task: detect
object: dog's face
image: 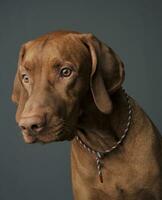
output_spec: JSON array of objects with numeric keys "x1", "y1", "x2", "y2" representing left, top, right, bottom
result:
[{"x1": 12, "y1": 31, "x2": 124, "y2": 144}]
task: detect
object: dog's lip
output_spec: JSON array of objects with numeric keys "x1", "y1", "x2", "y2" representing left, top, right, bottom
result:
[
  {"x1": 21, "y1": 123, "x2": 76, "y2": 143},
  {"x1": 22, "y1": 127, "x2": 64, "y2": 144},
  {"x1": 36, "y1": 131, "x2": 63, "y2": 143},
  {"x1": 22, "y1": 132, "x2": 37, "y2": 143}
]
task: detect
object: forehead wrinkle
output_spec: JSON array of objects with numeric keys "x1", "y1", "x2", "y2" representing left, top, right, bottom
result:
[
  {"x1": 41, "y1": 35, "x2": 50, "y2": 49},
  {"x1": 21, "y1": 57, "x2": 44, "y2": 83},
  {"x1": 55, "y1": 36, "x2": 90, "y2": 66},
  {"x1": 23, "y1": 34, "x2": 90, "y2": 73}
]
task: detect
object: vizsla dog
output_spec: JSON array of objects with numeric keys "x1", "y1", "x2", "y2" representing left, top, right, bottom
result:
[{"x1": 12, "y1": 30, "x2": 162, "y2": 199}]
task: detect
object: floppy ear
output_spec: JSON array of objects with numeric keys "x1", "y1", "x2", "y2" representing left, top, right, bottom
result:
[
  {"x1": 11, "y1": 44, "x2": 28, "y2": 121},
  {"x1": 80, "y1": 33, "x2": 125, "y2": 114}
]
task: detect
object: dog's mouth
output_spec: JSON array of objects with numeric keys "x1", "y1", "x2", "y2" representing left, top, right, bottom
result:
[
  {"x1": 22, "y1": 131, "x2": 62, "y2": 144},
  {"x1": 22, "y1": 126, "x2": 76, "y2": 144}
]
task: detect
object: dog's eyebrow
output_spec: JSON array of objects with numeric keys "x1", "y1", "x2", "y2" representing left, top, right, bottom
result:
[
  {"x1": 50, "y1": 58, "x2": 63, "y2": 68},
  {"x1": 50, "y1": 57, "x2": 78, "y2": 70},
  {"x1": 21, "y1": 61, "x2": 33, "y2": 71}
]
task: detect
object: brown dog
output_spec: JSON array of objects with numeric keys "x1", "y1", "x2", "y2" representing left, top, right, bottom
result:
[{"x1": 12, "y1": 30, "x2": 162, "y2": 199}]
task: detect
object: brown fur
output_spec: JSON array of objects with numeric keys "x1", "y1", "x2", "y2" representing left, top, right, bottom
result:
[{"x1": 11, "y1": 30, "x2": 162, "y2": 199}]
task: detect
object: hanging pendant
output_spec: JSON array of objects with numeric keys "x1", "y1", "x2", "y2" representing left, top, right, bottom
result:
[
  {"x1": 96, "y1": 152, "x2": 104, "y2": 183},
  {"x1": 99, "y1": 171, "x2": 103, "y2": 183}
]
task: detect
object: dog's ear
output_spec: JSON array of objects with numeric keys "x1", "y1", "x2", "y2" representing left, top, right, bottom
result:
[
  {"x1": 80, "y1": 33, "x2": 125, "y2": 114},
  {"x1": 11, "y1": 44, "x2": 28, "y2": 121}
]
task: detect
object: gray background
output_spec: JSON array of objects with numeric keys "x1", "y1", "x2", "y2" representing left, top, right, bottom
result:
[{"x1": 0, "y1": 0, "x2": 162, "y2": 199}]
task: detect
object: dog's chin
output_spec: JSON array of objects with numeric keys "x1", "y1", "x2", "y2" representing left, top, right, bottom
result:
[{"x1": 22, "y1": 131, "x2": 75, "y2": 144}]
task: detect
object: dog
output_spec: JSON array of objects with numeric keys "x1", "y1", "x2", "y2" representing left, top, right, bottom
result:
[{"x1": 11, "y1": 30, "x2": 162, "y2": 199}]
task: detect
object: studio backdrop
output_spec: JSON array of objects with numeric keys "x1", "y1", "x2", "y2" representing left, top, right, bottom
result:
[{"x1": 0, "y1": 0, "x2": 162, "y2": 200}]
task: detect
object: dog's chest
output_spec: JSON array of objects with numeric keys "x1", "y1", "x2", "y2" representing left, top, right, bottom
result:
[{"x1": 71, "y1": 142, "x2": 159, "y2": 200}]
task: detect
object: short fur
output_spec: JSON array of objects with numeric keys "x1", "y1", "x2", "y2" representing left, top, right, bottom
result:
[{"x1": 12, "y1": 30, "x2": 162, "y2": 199}]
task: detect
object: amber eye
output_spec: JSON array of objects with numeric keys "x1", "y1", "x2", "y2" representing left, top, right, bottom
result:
[
  {"x1": 22, "y1": 74, "x2": 29, "y2": 83},
  {"x1": 60, "y1": 67, "x2": 72, "y2": 77}
]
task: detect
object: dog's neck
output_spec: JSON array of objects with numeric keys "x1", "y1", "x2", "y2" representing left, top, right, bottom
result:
[{"x1": 77, "y1": 88, "x2": 129, "y2": 152}]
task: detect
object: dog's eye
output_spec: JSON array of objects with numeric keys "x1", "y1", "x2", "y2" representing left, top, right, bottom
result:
[
  {"x1": 22, "y1": 74, "x2": 29, "y2": 83},
  {"x1": 60, "y1": 67, "x2": 72, "y2": 77}
]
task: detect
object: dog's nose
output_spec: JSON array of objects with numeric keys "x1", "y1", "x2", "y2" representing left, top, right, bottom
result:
[{"x1": 19, "y1": 116, "x2": 45, "y2": 135}]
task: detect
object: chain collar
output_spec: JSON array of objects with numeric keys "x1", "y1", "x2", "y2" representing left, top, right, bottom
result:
[{"x1": 75, "y1": 88, "x2": 132, "y2": 183}]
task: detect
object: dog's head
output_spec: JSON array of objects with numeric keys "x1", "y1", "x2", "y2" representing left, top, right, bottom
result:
[{"x1": 11, "y1": 31, "x2": 124, "y2": 143}]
